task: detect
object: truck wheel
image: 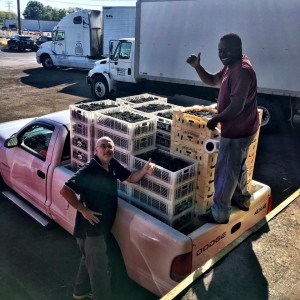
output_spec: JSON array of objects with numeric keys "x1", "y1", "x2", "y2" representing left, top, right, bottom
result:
[
  {"x1": 92, "y1": 76, "x2": 109, "y2": 100},
  {"x1": 41, "y1": 55, "x2": 54, "y2": 69},
  {"x1": 257, "y1": 98, "x2": 282, "y2": 133}
]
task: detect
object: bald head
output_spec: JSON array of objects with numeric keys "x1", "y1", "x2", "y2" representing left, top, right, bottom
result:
[{"x1": 96, "y1": 136, "x2": 114, "y2": 148}]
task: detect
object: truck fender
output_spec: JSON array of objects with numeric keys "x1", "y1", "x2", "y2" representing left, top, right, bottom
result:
[{"x1": 90, "y1": 72, "x2": 114, "y2": 101}]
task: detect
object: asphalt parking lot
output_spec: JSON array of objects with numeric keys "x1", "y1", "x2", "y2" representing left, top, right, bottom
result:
[{"x1": 0, "y1": 50, "x2": 299, "y2": 300}]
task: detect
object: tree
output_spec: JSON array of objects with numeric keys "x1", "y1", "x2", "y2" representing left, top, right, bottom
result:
[
  {"x1": 0, "y1": 11, "x2": 18, "y2": 22},
  {"x1": 22, "y1": 1, "x2": 82, "y2": 21},
  {"x1": 23, "y1": 1, "x2": 44, "y2": 19}
]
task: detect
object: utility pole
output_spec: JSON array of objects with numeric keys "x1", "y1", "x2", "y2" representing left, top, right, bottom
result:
[{"x1": 17, "y1": 0, "x2": 21, "y2": 34}]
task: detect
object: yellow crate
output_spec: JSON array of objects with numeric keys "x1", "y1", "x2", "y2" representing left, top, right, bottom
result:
[
  {"x1": 194, "y1": 194, "x2": 214, "y2": 216},
  {"x1": 172, "y1": 121, "x2": 220, "y2": 139},
  {"x1": 171, "y1": 126, "x2": 219, "y2": 146},
  {"x1": 171, "y1": 143, "x2": 218, "y2": 166}
]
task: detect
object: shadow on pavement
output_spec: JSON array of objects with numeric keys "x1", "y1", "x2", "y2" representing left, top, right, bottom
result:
[
  {"x1": 175, "y1": 222, "x2": 270, "y2": 300},
  {"x1": 21, "y1": 68, "x2": 91, "y2": 99}
]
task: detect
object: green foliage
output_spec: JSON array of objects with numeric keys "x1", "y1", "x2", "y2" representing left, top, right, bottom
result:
[
  {"x1": 22, "y1": 1, "x2": 82, "y2": 21},
  {"x1": 0, "y1": 11, "x2": 18, "y2": 21}
]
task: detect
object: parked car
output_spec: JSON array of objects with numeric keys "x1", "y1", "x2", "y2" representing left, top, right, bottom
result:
[
  {"x1": 35, "y1": 35, "x2": 52, "y2": 47},
  {"x1": 7, "y1": 34, "x2": 37, "y2": 51}
]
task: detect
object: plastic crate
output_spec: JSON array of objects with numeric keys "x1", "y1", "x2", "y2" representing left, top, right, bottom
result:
[
  {"x1": 71, "y1": 135, "x2": 94, "y2": 152},
  {"x1": 172, "y1": 106, "x2": 219, "y2": 138},
  {"x1": 152, "y1": 109, "x2": 175, "y2": 133},
  {"x1": 130, "y1": 189, "x2": 194, "y2": 229},
  {"x1": 134, "y1": 177, "x2": 196, "y2": 202},
  {"x1": 156, "y1": 130, "x2": 171, "y2": 151},
  {"x1": 70, "y1": 100, "x2": 120, "y2": 124},
  {"x1": 71, "y1": 160, "x2": 85, "y2": 172},
  {"x1": 194, "y1": 195, "x2": 214, "y2": 215},
  {"x1": 170, "y1": 141, "x2": 218, "y2": 166},
  {"x1": 117, "y1": 181, "x2": 132, "y2": 202},
  {"x1": 130, "y1": 186, "x2": 194, "y2": 229},
  {"x1": 132, "y1": 149, "x2": 197, "y2": 187},
  {"x1": 94, "y1": 107, "x2": 157, "y2": 139},
  {"x1": 116, "y1": 93, "x2": 167, "y2": 106},
  {"x1": 131, "y1": 100, "x2": 177, "y2": 114},
  {"x1": 172, "y1": 126, "x2": 219, "y2": 146},
  {"x1": 113, "y1": 147, "x2": 134, "y2": 169},
  {"x1": 95, "y1": 127, "x2": 156, "y2": 155},
  {"x1": 173, "y1": 105, "x2": 217, "y2": 125},
  {"x1": 71, "y1": 121, "x2": 94, "y2": 139},
  {"x1": 71, "y1": 147, "x2": 90, "y2": 164}
]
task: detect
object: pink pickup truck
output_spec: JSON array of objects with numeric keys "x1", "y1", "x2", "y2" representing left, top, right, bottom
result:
[{"x1": 0, "y1": 110, "x2": 272, "y2": 297}]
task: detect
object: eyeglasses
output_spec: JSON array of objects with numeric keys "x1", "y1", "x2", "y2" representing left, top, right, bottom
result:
[{"x1": 97, "y1": 144, "x2": 114, "y2": 150}]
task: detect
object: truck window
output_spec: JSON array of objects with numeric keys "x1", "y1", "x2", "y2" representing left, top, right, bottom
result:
[
  {"x1": 119, "y1": 42, "x2": 131, "y2": 59},
  {"x1": 19, "y1": 124, "x2": 54, "y2": 161},
  {"x1": 111, "y1": 41, "x2": 132, "y2": 61},
  {"x1": 73, "y1": 16, "x2": 82, "y2": 24},
  {"x1": 55, "y1": 31, "x2": 65, "y2": 41},
  {"x1": 61, "y1": 132, "x2": 71, "y2": 162}
]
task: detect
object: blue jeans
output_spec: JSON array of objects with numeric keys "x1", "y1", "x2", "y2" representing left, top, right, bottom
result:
[{"x1": 211, "y1": 133, "x2": 256, "y2": 223}]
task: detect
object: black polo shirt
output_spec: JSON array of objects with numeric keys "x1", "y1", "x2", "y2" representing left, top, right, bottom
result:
[{"x1": 65, "y1": 155, "x2": 131, "y2": 238}]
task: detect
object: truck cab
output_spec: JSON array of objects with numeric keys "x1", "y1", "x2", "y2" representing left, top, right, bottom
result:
[
  {"x1": 87, "y1": 38, "x2": 137, "y2": 100},
  {"x1": 36, "y1": 10, "x2": 103, "y2": 69}
]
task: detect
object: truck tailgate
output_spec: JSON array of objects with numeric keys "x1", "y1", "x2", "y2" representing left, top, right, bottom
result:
[{"x1": 189, "y1": 181, "x2": 271, "y2": 271}]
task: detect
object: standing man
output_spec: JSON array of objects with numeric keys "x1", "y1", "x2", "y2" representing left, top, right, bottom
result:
[
  {"x1": 187, "y1": 33, "x2": 259, "y2": 224},
  {"x1": 60, "y1": 136, "x2": 154, "y2": 300}
]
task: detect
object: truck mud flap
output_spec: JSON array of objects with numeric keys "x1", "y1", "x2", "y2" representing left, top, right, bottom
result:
[{"x1": 2, "y1": 191, "x2": 49, "y2": 226}]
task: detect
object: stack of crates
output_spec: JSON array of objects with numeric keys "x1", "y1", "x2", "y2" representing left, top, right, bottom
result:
[
  {"x1": 130, "y1": 149, "x2": 197, "y2": 230},
  {"x1": 131, "y1": 101, "x2": 181, "y2": 152},
  {"x1": 70, "y1": 100, "x2": 120, "y2": 171},
  {"x1": 94, "y1": 106, "x2": 157, "y2": 202},
  {"x1": 170, "y1": 105, "x2": 220, "y2": 216}
]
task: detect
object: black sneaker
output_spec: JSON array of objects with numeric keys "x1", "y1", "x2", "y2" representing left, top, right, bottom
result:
[
  {"x1": 232, "y1": 199, "x2": 250, "y2": 211},
  {"x1": 198, "y1": 211, "x2": 229, "y2": 224},
  {"x1": 73, "y1": 292, "x2": 93, "y2": 299}
]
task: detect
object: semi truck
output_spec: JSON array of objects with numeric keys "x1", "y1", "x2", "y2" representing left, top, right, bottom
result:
[
  {"x1": 87, "y1": 0, "x2": 300, "y2": 132},
  {"x1": 36, "y1": 7, "x2": 136, "y2": 70},
  {"x1": 0, "y1": 108, "x2": 272, "y2": 296}
]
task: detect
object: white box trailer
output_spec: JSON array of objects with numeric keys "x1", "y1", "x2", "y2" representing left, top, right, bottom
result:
[
  {"x1": 135, "y1": 0, "x2": 300, "y2": 132},
  {"x1": 88, "y1": 0, "x2": 300, "y2": 132},
  {"x1": 3, "y1": 19, "x2": 59, "y2": 32},
  {"x1": 36, "y1": 7, "x2": 135, "y2": 70},
  {"x1": 103, "y1": 6, "x2": 136, "y2": 56}
]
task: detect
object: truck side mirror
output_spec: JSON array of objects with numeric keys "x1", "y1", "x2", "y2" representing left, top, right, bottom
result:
[{"x1": 4, "y1": 136, "x2": 18, "y2": 148}]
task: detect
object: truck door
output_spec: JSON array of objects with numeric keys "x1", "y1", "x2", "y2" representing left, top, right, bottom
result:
[
  {"x1": 52, "y1": 30, "x2": 67, "y2": 57},
  {"x1": 7, "y1": 123, "x2": 55, "y2": 213},
  {"x1": 109, "y1": 40, "x2": 135, "y2": 82}
]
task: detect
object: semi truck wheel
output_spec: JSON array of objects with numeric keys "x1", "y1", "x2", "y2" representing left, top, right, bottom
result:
[
  {"x1": 257, "y1": 98, "x2": 282, "y2": 133},
  {"x1": 92, "y1": 76, "x2": 109, "y2": 100},
  {"x1": 41, "y1": 55, "x2": 54, "y2": 69}
]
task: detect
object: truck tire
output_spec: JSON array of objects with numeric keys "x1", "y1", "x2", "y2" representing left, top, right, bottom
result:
[
  {"x1": 41, "y1": 55, "x2": 54, "y2": 69},
  {"x1": 257, "y1": 98, "x2": 282, "y2": 133},
  {"x1": 92, "y1": 76, "x2": 109, "y2": 100}
]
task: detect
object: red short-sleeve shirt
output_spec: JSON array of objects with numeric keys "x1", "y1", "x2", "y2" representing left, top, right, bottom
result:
[{"x1": 216, "y1": 55, "x2": 259, "y2": 138}]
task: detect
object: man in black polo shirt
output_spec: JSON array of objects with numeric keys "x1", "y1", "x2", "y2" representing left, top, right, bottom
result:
[{"x1": 60, "y1": 136, "x2": 154, "y2": 300}]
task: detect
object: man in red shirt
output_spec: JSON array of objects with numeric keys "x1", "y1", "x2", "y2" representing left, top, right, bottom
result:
[{"x1": 187, "y1": 33, "x2": 259, "y2": 224}]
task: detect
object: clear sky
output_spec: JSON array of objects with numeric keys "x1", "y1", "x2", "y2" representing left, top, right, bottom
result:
[{"x1": 0, "y1": 0, "x2": 136, "y2": 15}]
